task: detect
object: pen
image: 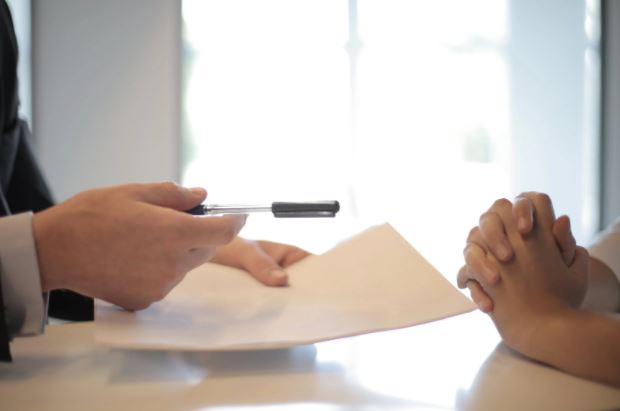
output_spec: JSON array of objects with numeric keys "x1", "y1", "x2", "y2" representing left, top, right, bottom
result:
[{"x1": 185, "y1": 201, "x2": 340, "y2": 218}]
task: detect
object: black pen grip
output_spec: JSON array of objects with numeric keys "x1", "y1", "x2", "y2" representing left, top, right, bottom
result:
[
  {"x1": 272, "y1": 201, "x2": 340, "y2": 218},
  {"x1": 185, "y1": 204, "x2": 206, "y2": 215}
]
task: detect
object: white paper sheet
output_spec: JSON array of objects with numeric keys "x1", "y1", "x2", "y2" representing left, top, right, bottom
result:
[{"x1": 95, "y1": 223, "x2": 475, "y2": 350}]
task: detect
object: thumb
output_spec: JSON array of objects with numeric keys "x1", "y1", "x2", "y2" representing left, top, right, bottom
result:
[
  {"x1": 552, "y1": 215, "x2": 576, "y2": 265},
  {"x1": 568, "y1": 245, "x2": 590, "y2": 307},
  {"x1": 133, "y1": 182, "x2": 207, "y2": 211},
  {"x1": 241, "y1": 246, "x2": 290, "y2": 287}
]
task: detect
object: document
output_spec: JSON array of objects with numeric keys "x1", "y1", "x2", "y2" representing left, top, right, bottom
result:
[{"x1": 95, "y1": 223, "x2": 475, "y2": 350}]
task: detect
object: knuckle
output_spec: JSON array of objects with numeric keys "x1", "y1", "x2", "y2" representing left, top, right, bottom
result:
[
  {"x1": 463, "y1": 246, "x2": 483, "y2": 268},
  {"x1": 119, "y1": 183, "x2": 139, "y2": 194},
  {"x1": 204, "y1": 247, "x2": 217, "y2": 261},
  {"x1": 463, "y1": 251, "x2": 476, "y2": 267},
  {"x1": 467, "y1": 226, "x2": 480, "y2": 241},
  {"x1": 149, "y1": 286, "x2": 170, "y2": 303},
  {"x1": 479, "y1": 211, "x2": 502, "y2": 234},
  {"x1": 127, "y1": 298, "x2": 152, "y2": 311},
  {"x1": 514, "y1": 197, "x2": 532, "y2": 212},
  {"x1": 515, "y1": 191, "x2": 527, "y2": 199},
  {"x1": 457, "y1": 266, "x2": 471, "y2": 287},
  {"x1": 159, "y1": 181, "x2": 182, "y2": 195},
  {"x1": 221, "y1": 225, "x2": 239, "y2": 243},
  {"x1": 478, "y1": 211, "x2": 494, "y2": 225},
  {"x1": 138, "y1": 301, "x2": 153, "y2": 310},
  {"x1": 576, "y1": 246, "x2": 589, "y2": 258},
  {"x1": 534, "y1": 192, "x2": 552, "y2": 208},
  {"x1": 492, "y1": 198, "x2": 512, "y2": 210},
  {"x1": 158, "y1": 255, "x2": 184, "y2": 282},
  {"x1": 463, "y1": 244, "x2": 474, "y2": 259}
]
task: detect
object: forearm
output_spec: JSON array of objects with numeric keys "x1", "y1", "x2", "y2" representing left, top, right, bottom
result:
[
  {"x1": 581, "y1": 258, "x2": 620, "y2": 312},
  {"x1": 523, "y1": 309, "x2": 620, "y2": 388}
]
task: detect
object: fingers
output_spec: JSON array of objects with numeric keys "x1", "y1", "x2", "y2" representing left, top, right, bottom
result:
[
  {"x1": 238, "y1": 241, "x2": 310, "y2": 286},
  {"x1": 256, "y1": 240, "x2": 311, "y2": 268},
  {"x1": 571, "y1": 245, "x2": 589, "y2": 273},
  {"x1": 457, "y1": 264, "x2": 471, "y2": 289},
  {"x1": 280, "y1": 248, "x2": 310, "y2": 267},
  {"x1": 179, "y1": 247, "x2": 217, "y2": 274},
  {"x1": 478, "y1": 203, "x2": 514, "y2": 262},
  {"x1": 128, "y1": 182, "x2": 244, "y2": 247},
  {"x1": 458, "y1": 266, "x2": 494, "y2": 312},
  {"x1": 513, "y1": 194, "x2": 535, "y2": 234},
  {"x1": 239, "y1": 245, "x2": 290, "y2": 286},
  {"x1": 463, "y1": 241, "x2": 499, "y2": 284},
  {"x1": 516, "y1": 192, "x2": 556, "y2": 230},
  {"x1": 186, "y1": 214, "x2": 247, "y2": 246},
  {"x1": 467, "y1": 280, "x2": 494, "y2": 313},
  {"x1": 133, "y1": 182, "x2": 207, "y2": 210},
  {"x1": 568, "y1": 246, "x2": 590, "y2": 307},
  {"x1": 552, "y1": 215, "x2": 577, "y2": 265}
]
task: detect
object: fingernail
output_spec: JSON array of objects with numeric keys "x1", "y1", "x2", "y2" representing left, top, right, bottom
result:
[
  {"x1": 270, "y1": 269, "x2": 288, "y2": 281},
  {"x1": 480, "y1": 302, "x2": 492, "y2": 313},
  {"x1": 189, "y1": 187, "x2": 206, "y2": 196},
  {"x1": 518, "y1": 217, "x2": 529, "y2": 231},
  {"x1": 496, "y1": 244, "x2": 511, "y2": 261}
]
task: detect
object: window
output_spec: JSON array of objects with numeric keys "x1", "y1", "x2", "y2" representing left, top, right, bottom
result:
[
  {"x1": 6, "y1": 0, "x2": 31, "y2": 123},
  {"x1": 182, "y1": 0, "x2": 600, "y2": 279}
]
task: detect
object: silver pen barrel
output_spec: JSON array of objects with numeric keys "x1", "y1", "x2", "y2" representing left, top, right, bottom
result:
[{"x1": 204, "y1": 204, "x2": 272, "y2": 214}]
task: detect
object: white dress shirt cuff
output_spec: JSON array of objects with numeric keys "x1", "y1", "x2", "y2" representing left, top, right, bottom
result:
[
  {"x1": 0, "y1": 212, "x2": 47, "y2": 337},
  {"x1": 588, "y1": 218, "x2": 620, "y2": 284}
]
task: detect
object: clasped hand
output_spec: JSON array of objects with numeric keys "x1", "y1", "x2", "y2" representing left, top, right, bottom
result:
[{"x1": 457, "y1": 193, "x2": 589, "y2": 352}]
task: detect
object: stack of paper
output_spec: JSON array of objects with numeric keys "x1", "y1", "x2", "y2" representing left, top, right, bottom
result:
[{"x1": 95, "y1": 223, "x2": 475, "y2": 350}]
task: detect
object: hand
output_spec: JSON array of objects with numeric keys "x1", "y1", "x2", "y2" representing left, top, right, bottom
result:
[
  {"x1": 473, "y1": 196, "x2": 590, "y2": 354},
  {"x1": 211, "y1": 237, "x2": 310, "y2": 286},
  {"x1": 32, "y1": 182, "x2": 246, "y2": 310},
  {"x1": 458, "y1": 193, "x2": 578, "y2": 312}
]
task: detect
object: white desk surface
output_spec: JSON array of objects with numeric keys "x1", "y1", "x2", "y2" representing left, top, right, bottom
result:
[{"x1": 1, "y1": 311, "x2": 620, "y2": 411}]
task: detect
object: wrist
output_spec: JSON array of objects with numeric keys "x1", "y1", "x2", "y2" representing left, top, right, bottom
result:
[
  {"x1": 505, "y1": 305, "x2": 578, "y2": 359},
  {"x1": 493, "y1": 301, "x2": 573, "y2": 355},
  {"x1": 32, "y1": 209, "x2": 63, "y2": 291}
]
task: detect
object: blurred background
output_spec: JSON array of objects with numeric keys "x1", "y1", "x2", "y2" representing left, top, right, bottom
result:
[{"x1": 6, "y1": 0, "x2": 620, "y2": 280}]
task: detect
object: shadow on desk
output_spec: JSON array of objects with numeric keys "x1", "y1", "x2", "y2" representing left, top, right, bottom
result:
[
  {"x1": 106, "y1": 345, "x2": 324, "y2": 384},
  {"x1": 457, "y1": 343, "x2": 620, "y2": 411},
  {"x1": 2, "y1": 319, "x2": 620, "y2": 411}
]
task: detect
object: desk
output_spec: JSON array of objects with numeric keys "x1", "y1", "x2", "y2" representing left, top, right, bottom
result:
[{"x1": 1, "y1": 311, "x2": 619, "y2": 411}]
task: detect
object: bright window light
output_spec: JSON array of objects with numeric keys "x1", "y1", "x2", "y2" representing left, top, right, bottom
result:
[{"x1": 182, "y1": 0, "x2": 599, "y2": 280}]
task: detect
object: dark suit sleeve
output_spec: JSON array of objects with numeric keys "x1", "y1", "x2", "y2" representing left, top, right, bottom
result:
[
  {"x1": 0, "y1": 0, "x2": 18, "y2": 362},
  {"x1": 0, "y1": 1, "x2": 93, "y2": 362},
  {"x1": 0, "y1": 264, "x2": 12, "y2": 361},
  {"x1": 5, "y1": 122, "x2": 94, "y2": 323},
  {"x1": 0, "y1": 122, "x2": 94, "y2": 363}
]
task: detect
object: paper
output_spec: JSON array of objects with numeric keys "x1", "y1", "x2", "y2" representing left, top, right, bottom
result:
[{"x1": 95, "y1": 223, "x2": 475, "y2": 350}]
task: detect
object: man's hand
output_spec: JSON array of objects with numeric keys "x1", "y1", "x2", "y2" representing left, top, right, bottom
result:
[
  {"x1": 211, "y1": 237, "x2": 310, "y2": 286},
  {"x1": 32, "y1": 182, "x2": 246, "y2": 311}
]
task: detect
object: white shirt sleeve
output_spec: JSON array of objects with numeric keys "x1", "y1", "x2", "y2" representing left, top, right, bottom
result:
[
  {"x1": 588, "y1": 218, "x2": 620, "y2": 283},
  {"x1": 0, "y1": 212, "x2": 47, "y2": 337}
]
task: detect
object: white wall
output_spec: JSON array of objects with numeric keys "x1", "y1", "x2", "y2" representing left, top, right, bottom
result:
[
  {"x1": 508, "y1": 0, "x2": 599, "y2": 242},
  {"x1": 32, "y1": 0, "x2": 181, "y2": 201},
  {"x1": 5, "y1": 0, "x2": 31, "y2": 123}
]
